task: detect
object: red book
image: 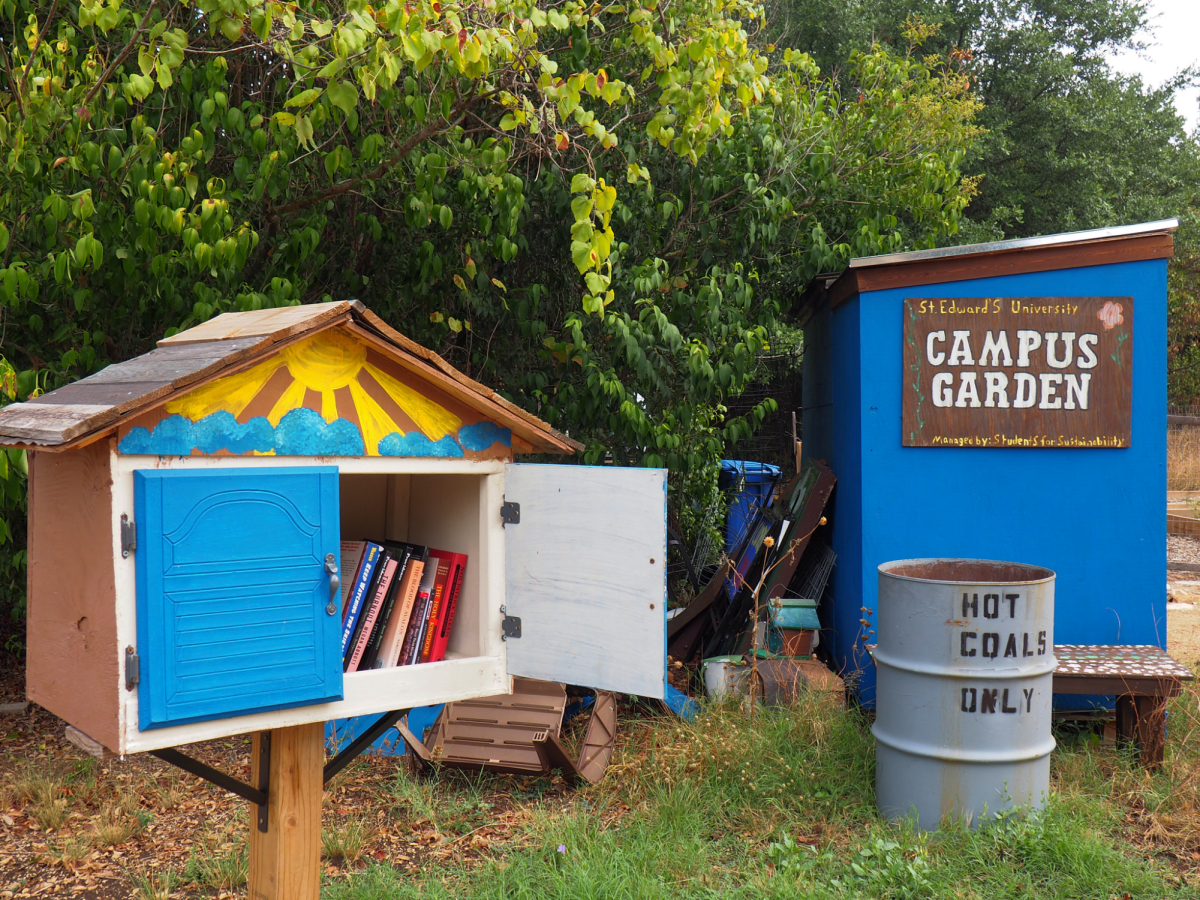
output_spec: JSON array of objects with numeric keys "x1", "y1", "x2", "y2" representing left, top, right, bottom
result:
[
  {"x1": 418, "y1": 555, "x2": 453, "y2": 663},
  {"x1": 346, "y1": 557, "x2": 398, "y2": 673},
  {"x1": 425, "y1": 550, "x2": 467, "y2": 663}
]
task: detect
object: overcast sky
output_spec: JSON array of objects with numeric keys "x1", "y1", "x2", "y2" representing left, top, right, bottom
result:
[{"x1": 1108, "y1": 0, "x2": 1200, "y2": 133}]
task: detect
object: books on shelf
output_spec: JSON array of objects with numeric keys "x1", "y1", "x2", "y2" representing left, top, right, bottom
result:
[{"x1": 339, "y1": 539, "x2": 467, "y2": 671}]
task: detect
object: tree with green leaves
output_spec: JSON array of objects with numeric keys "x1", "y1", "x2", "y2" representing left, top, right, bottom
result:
[{"x1": 0, "y1": 1, "x2": 982, "y2": 622}]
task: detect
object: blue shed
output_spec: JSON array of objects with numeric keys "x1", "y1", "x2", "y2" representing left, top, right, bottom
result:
[{"x1": 800, "y1": 220, "x2": 1177, "y2": 703}]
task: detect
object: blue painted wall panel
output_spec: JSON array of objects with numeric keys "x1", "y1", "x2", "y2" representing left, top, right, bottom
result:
[
  {"x1": 135, "y1": 467, "x2": 344, "y2": 729},
  {"x1": 816, "y1": 259, "x2": 1167, "y2": 702}
]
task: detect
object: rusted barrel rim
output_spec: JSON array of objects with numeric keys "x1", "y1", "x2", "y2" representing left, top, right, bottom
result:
[{"x1": 878, "y1": 558, "x2": 1054, "y2": 585}]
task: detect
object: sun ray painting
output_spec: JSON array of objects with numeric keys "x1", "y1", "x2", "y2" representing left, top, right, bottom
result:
[{"x1": 118, "y1": 329, "x2": 512, "y2": 458}]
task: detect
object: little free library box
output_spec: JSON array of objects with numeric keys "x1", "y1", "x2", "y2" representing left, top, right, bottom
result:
[
  {"x1": 801, "y1": 220, "x2": 1175, "y2": 704},
  {"x1": 0, "y1": 301, "x2": 668, "y2": 757}
]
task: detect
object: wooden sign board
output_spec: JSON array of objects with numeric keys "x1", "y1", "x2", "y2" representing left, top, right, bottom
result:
[{"x1": 902, "y1": 297, "x2": 1132, "y2": 448}]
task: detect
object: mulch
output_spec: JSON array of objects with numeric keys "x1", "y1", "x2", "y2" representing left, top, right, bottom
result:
[{"x1": 0, "y1": 653, "x2": 575, "y2": 899}]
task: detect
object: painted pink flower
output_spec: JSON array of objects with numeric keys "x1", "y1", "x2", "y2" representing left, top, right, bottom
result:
[{"x1": 1097, "y1": 301, "x2": 1124, "y2": 330}]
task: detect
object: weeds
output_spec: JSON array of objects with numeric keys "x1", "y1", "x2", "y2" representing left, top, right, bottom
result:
[
  {"x1": 28, "y1": 788, "x2": 68, "y2": 831},
  {"x1": 183, "y1": 820, "x2": 248, "y2": 890},
  {"x1": 130, "y1": 869, "x2": 179, "y2": 900},
  {"x1": 42, "y1": 834, "x2": 92, "y2": 869},
  {"x1": 151, "y1": 772, "x2": 188, "y2": 810},
  {"x1": 91, "y1": 805, "x2": 139, "y2": 846},
  {"x1": 324, "y1": 816, "x2": 371, "y2": 864}
]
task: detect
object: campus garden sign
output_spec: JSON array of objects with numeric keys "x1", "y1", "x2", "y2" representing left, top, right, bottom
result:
[{"x1": 902, "y1": 296, "x2": 1132, "y2": 448}]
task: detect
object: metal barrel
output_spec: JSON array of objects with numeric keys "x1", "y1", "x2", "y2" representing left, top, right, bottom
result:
[{"x1": 873, "y1": 559, "x2": 1056, "y2": 830}]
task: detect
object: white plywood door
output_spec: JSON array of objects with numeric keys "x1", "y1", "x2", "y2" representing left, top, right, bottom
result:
[{"x1": 503, "y1": 463, "x2": 666, "y2": 698}]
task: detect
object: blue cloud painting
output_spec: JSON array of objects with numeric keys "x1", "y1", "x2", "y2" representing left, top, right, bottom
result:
[
  {"x1": 458, "y1": 421, "x2": 512, "y2": 452},
  {"x1": 378, "y1": 432, "x2": 464, "y2": 457},
  {"x1": 120, "y1": 409, "x2": 520, "y2": 459},
  {"x1": 119, "y1": 408, "x2": 366, "y2": 456},
  {"x1": 274, "y1": 409, "x2": 365, "y2": 456}
]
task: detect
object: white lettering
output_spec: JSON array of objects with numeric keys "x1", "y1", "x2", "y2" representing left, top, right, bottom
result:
[
  {"x1": 984, "y1": 372, "x2": 1010, "y2": 408},
  {"x1": 1038, "y1": 373, "x2": 1063, "y2": 409},
  {"x1": 926, "y1": 330, "x2": 946, "y2": 366},
  {"x1": 932, "y1": 372, "x2": 954, "y2": 408},
  {"x1": 1013, "y1": 373, "x2": 1037, "y2": 408},
  {"x1": 1064, "y1": 373, "x2": 1091, "y2": 410},
  {"x1": 1045, "y1": 332, "x2": 1075, "y2": 369},
  {"x1": 948, "y1": 331, "x2": 975, "y2": 366},
  {"x1": 1016, "y1": 330, "x2": 1042, "y2": 367},
  {"x1": 1077, "y1": 334, "x2": 1099, "y2": 369},
  {"x1": 955, "y1": 372, "x2": 982, "y2": 408},
  {"x1": 980, "y1": 331, "x2": 1013, "y2": 367}
]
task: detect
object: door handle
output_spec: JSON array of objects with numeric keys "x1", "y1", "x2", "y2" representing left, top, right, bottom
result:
[{"x1": 325, "y1": 554, "x2": 339, "y2": 615}]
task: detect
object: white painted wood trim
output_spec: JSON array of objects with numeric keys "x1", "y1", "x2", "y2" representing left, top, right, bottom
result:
[
  {"x1": 111, "y1": 451, "x2": 512, "y2": 755},
  {"x1": 120, "y1": 655, "x2": 509, "y2": 754},
  {"x1": 112, "y1": 455, "x2": 506, "y2": 477}
]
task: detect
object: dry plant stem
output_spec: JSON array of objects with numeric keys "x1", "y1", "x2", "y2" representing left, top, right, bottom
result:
[{"x1": 739, "y1": 518, "x2": 825, "y2": 717}]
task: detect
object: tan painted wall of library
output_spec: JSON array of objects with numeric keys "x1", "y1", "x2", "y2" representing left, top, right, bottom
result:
[{"x1": 26, "y1": 438, "x2": 121, "y2": 750}]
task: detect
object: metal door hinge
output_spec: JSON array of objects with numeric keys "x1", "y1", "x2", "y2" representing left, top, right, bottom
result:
[
  {"x1": 120, "y1": 515, "x2": 136, "y2": 558},
  {"x1": 500, "y1": 501, "x2": 520, "y2": 525},
  {"x1": 500, "y1": 605, "x2": 521, "y2": 640},
  {"x1": 124, "y1": 647, "x2": 139, "y2": 690}
]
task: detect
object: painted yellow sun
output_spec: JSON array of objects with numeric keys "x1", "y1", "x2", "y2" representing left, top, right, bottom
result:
[{"x1": 164, "y1": 329, "x2": 461, "y2": 454}]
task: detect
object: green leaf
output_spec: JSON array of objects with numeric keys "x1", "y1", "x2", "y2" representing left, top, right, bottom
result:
[
  {"x1": 439, "y1": 206, "x2": 453, "y2": 229},
  {"x1": 570, "y1": 174, "x2": 596, "y2": 194},
  {"x1": 326, "y1": 81, "x2": 359, "y2": 115},
  {"x1": 0, "y1": 223, "x2": 8, "y2": 254},
  {"x1": 285, "y1": 88, "x2": 322, "y2": 109},
  {"x1": 295, "y1": 115, "x2": 314, "y2": 148}
]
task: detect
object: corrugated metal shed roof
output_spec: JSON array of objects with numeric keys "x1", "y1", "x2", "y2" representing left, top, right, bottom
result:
[{"x1": 806, "y1": 219, "x2": 1179, "y2": 311}]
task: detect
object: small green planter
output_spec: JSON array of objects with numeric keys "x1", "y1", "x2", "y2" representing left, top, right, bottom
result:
[{"x1": 769, "y1": 597, "x2": 820, "y2": 630}]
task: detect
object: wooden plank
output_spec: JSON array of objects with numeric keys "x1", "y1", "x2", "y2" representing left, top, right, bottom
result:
[
  {"x1": 0, "y1": 403, "x2": 118, "y2": 444},
  {"x1": 503, "y1": 463, "x2": 667, "y2": 698},
  {"x1": 1053, "y1": 674, "x2": 1187, "y2": 697},
  {"x1": 248, "y1": 723, "x2": 323, "y2": 900},
  {"x1": 829, "y1": 233, "x2": 1174, "y2": 307},
  {"x1": 26, "y1": 441, "x2": 120, "y2": 751},
  {"x1": 160, "y1": 302, "x2": 350, "y2": 346},
  {"x1": 901, "y1": 297, "x2": 1132, "y2": 448},
  {"x1": 30, "y1": 381, "x2": 174, "y2": 409},
  {"x1": 1168, "y1": 514, "x2": 1200, "y2": 537}
]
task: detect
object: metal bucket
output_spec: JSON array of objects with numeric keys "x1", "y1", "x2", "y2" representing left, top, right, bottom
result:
[{"x1": 873, "y1": 559, "x2": 1056, "y2": 830}]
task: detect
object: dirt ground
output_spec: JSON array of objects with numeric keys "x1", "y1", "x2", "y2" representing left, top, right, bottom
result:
[{"x1": 1166, "y1": 534, "x2": 1200, "y2": 663}]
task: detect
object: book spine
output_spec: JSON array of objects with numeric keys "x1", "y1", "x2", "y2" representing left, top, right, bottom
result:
[
  {"x1": 398, "y1": 590, "x2": 426, "y2": 666},
  {"x1": 339, "y1": 543, "x2": 381, "y2": 656},
  {"x1": 360, "y1": 547, "x2": 410, "y2": 669},
  {"x1": 401, "y1": 568, "x2": 437, "y2": 666},
  {"x1": 419, "y1": 558, "x2": 452, "y2": 663},
  {"x1": 339, "y1": 541, "x2": 367, "y2": 618},
  {"x1": 428, "y1": 555, "x2": 467, "y2": 663},
  {"x1": 378, "y1": 553, "x2": 426, "y2": 668},
  {"x1": 344, "y1": 548, "x2": 389, "y2": 667},
  {"x1": 347, "y1": 557, "x2": 398, "y2": 673}
]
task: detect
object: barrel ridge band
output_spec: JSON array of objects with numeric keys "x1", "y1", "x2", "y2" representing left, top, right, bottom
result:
[
  {"x1": 872, "y1": 727, "x2": 1057, "y2": 763},
  {"x1": 872, "y1": 649, "x2": 1058, "y2": 680}
]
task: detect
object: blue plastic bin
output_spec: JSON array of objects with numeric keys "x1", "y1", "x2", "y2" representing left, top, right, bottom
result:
[{"x1": 718, "y1": 460, "x2": 781, "y2": 558}]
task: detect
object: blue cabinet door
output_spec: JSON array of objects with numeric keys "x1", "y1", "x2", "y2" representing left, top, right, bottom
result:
[{"x1": 135, "y1": 467, "x2": 342, "y2": 730}]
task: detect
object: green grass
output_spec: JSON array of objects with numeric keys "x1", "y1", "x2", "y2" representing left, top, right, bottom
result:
[{"x1": 323, "y1": 685, "x2": 1200, "y2": 899}]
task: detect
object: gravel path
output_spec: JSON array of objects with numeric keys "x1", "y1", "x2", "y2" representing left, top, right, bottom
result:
[{"x1": 1169, "y1": 534, "x2": 1200, "y2": 566}]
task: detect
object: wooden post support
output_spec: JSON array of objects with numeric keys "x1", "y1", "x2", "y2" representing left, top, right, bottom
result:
[{"x1": 248, "y1": 722, "x2": 324, "y2": 900}]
